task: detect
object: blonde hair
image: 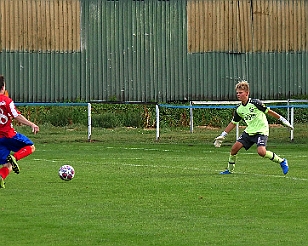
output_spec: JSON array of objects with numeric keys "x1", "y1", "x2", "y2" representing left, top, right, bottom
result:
[{"x1": 235, "y1": 80, "x2": 249, "y2": 92}]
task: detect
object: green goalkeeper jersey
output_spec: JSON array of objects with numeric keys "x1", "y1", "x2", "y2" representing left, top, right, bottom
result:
[{"x1": 231, "y1": 98, "x2": 270, "y2": 136}]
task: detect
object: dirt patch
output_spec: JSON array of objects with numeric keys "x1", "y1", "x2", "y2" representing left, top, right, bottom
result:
[
  {"x1": 197, "y1": 126, "x2": 220, "y2": 130},
  {"x1": 269, "y1": 124, "x2": 283, "y2": 128}
]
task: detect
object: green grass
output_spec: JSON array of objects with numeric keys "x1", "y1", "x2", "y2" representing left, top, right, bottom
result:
[{"x1": 1, "y1": 125, "x2": 308, "y2": 245}]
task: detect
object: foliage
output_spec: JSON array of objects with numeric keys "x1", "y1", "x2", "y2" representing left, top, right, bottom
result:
[
  {"x1": 16, "y1": 103, "x2": 308, "y2": 129},
  {"x1": 92, "y1": 112, "x2": 122, "y2": 128},
  {"x1": 19, "y1": 106, "x2": 88, "y2": 127}
]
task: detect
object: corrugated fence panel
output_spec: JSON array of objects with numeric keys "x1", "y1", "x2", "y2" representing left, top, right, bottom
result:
[
  {"x1": 188, "y1": 0, "x2": 253, "y2": 53},
  {"x1": 0, "y1": 0, "x2": 308, "y2": 102},
  {"x1": 187, "y1": 53, "x2": 248, "y2": 100},
  {"x1": 83, "y1": 0, "x2": 188, "y2": 102},
  {"x1": 0, "y1": 0, "x2": 81, "y2": 52},
  {"x1": 188, "y1": 0, "x2": 308, "y2": 53},
  {"x1": 246, "y1": 52, "x2": 308, "y2": 99},
  {"x1": 187, "y1": 52, "x2": 308, "y2": 101},
  {"x1": 0, "y1": 0, "x2": 80, "y2": 52},
  {"x1": 0, "y1": 0, "x2": 84, "y2": 102},
  {"x1": 0, "y1": 52, "x2": 84, "y2": 102}
]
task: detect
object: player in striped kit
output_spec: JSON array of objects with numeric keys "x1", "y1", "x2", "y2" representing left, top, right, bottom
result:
[{"x1": 0, "y1": 75, "x2": 39, "y2": 188}]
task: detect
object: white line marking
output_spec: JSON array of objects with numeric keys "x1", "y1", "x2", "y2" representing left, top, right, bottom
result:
[
  {"x1": 231, "y1": 171, "x2": 308, "y2": 181},
  {"x1": 106, "y1": 146, "x2": 170, "y2": 151},
  {"x1": 122, "y1": 163, "x2": 202, "y2": 171},
  {"x1": 120, "y1": 163, "x2": 307, "y2": 181},
  {"x1": 33, "y1": 158, "x2": 62, "y2": 162}
]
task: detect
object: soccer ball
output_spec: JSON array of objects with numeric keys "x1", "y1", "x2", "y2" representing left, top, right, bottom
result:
[{"x1": 58, "y1": 165, "x2": 75, "y2": 181}]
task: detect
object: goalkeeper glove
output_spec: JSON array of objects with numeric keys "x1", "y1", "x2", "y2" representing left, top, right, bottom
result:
[
  {"x1": 279, "y1": 116, "x2": 294, "y2": 130},
  {"x1": 214, "y1": 131, "x2": 228, "y2": 148}
]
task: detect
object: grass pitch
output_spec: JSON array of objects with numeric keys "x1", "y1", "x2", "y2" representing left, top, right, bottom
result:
[{"x1": 1, "y1": 125, "x2": 308, "y2": 245}]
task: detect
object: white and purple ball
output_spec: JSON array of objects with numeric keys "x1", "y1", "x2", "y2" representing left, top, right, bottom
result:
[{"x1": 58, "y1": 165, "x2": 75, "y2": 181}]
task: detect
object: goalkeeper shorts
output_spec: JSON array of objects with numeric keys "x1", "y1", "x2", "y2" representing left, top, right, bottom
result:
[{"x1": 237, "y1": 132, "x2": 268, "y2": 150}]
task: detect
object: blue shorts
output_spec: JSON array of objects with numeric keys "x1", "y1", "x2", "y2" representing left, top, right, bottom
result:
[
  {"x1": 0, "y1": 133, "x2": 34, "y2": 164},
  {"x1": 237, "y1": 132, "x2": 268, "y2": 150}
]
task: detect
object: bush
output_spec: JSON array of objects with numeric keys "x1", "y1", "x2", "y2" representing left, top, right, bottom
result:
[
  {"x1": 15, "y1": 103, "x2": 308, "y2": 129},
  {"x1": 122, "y1": 111, "x2": 143, "y2": 128},
  {"x1": 92, "y1": 113, "x2": 122, "y2": 128},
  {"x1": 19, "y1": 106, "x2": 87, "y2": 127}
]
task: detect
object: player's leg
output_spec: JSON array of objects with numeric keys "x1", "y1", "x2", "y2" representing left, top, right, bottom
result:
[
  {"x1": 13, "y1": 145, "x2": 35, "y2": 161},
  {"x1": 262, "y1": 149, "x2": 283, "y2": 162},
  {"x1": 262, "y1": 148, "x2": 289, "y2": 175},
  {"x1": 220, "y1": 141, "x2": 243, "y2": 174},
  {"x1": 255, "y1": 134, "x2": 288, "y2": 175},
  {"x1": 0, "y1": 144, "x2": 12, "y2": 188},
  {"x1": 220, "y1": 132, "x2": 255, "y2": 174},
  {"x1": 6, "y1": 154, "x2": 20, "y2": 174},
  {"x1": 257, "y1": 146, "x2": 266, "y2": 157},
  {"x1": 0, "y1": 163, "x2": 12, "y2": 188},
  {"x1": 256, "y1": 135, "x2": 288, "y2": 175},
  {"x1": 0, "y1": 176, "x2": 4, "y2": 188},
  {"x1": 7, "y1": 133, "x2": 35, "y2": 174}
]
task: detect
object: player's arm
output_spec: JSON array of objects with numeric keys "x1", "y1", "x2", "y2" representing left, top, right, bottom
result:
[
  {"x1": 214, "y1": 107, "x2": 240, "y2": 149},
  {"x1": 14, "y1": 114, "x2": 40, "y2": 134},
  {"x1": 223, "y1": 121, "x2": 237, "y2": 134},
  {"x1": 213, "y1": 122, "x2": 237, "y2": 147},
  {"x1": 8, "y1": 101, "x2": 39, "y2": 134},
  {"x1": 267, "y1": 109, "x2": 294, "y2": 130},
  {"x1": 252, "y1": 99, "x2": 294, "y2": 130}
]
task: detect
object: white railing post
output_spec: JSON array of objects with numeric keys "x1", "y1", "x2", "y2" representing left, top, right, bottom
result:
[
  {"x1": 156, "y1": 104, "x2": 160, "y2": 140},
  {"x1": 290, "y1": 106, "x2": 294, "y2": 141},
  {"x1": 190, "y1": 101, "x2": 193, "y2": 133},
  {"x1": 87, "y1": 103, "x2": 92, "y2": 142},
  {"x1": 287, "y1": 99, "x2": 290, "y2": 122}
]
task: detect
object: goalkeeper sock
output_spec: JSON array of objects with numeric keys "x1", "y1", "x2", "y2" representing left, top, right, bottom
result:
[
  {"x1": 228, "y1": 154, "x2": 237, "y2": 172},
  {"x1": 264, "y1": 150, "x2": 284, "y2": 163},
  {"x1": 14, "y1": 146, "x2": 33, "y2": 161},
  {"x1": 0, "y1": 167, "x2": 10, "y2": 179}
]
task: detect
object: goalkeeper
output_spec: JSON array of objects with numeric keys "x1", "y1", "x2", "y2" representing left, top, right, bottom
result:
[{"x1": 214, "y1": 80, "x2": 293, "y2": 175}]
